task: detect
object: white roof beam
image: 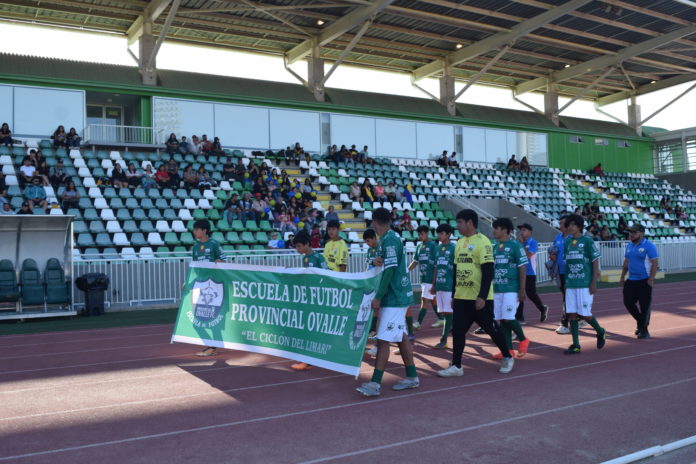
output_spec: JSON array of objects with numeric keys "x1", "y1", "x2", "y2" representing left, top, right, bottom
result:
[
  {"x1": 597, "y1": 73, "x2": 696, "y2": 106},
  {"x1": 411, "y1": 0, "x2": 592, "y2": 82}
]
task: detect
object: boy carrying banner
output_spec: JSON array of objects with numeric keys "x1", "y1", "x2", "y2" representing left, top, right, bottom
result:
[
  {"x1": 357, "y1": 208, "x2": 419, "y2": 397},
  {"x1": 430, "y1": 224, "x2": 455, "y2": 349}
]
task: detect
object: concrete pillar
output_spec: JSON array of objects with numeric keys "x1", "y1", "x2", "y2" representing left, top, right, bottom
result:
[
  {"x1": 139, "y1": 20, "x2": 158, "y2": 86},
  {"x1": 628, "y1": 96, "x2": 642, "y2": 136},
  {"x1": 544, "y1": 85, "x2": 559, "y2": 127},
  {"x1": 439, "y1": 67, "x2": 456, "y2": 116},
  {"x1": 308, "y1": 42, "x2": 325, "y2": 102}
]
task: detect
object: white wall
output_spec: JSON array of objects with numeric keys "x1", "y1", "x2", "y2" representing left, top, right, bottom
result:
[
  {"x1": 269, "y1": 109, "x2": 320, "y2": 152},
  {"x1": 12, "y1": 86, "x2": 84, "y2": 137},
  {"x1": 375, "y1": 118, "x2": 417, "y2": 157},
  {"x1": 417, "y1": 122, "x2": 454, "y2": 159},
  {"x1": 0, "y1": 85, "x2": 12, "y2": 129},
  {"x1": 215, "y1": 104, "x2": 269, "y2": 149},
  {"x1": 330, "y1": 114, "x2": 375, "y2": 153}
]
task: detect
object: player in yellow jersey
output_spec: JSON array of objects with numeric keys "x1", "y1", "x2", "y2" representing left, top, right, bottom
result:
[{"x1": 323, "y1": 220, "x2": 348, "y2": 272}]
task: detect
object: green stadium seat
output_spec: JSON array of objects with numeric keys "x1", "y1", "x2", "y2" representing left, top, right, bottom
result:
[
  {"x1": 193, "y1": 209, "x2": 206, "y2": 220},
  {"x1": 77, "y1": 233, "x2": 95, "y2": 247},
  {"x1": 207, "y1": 209, "x2": 221, "y2": 221},
  {"x1": 123, "y1": 220, "x2": 139, "y2": 233},
  {"x1": 139, "y1": 220, "x2": 155, "y2": 233},
  {"x1": 231, "y1": 220, "x2": 244, "y2": 231},
  {"x1": 133, "y1": 209, "x2": 147, "y2": 221},
  {"x1": 130, "y1": 233, "x2": 147, "y2": 247},
  {"x1": 163, "y1": 209, "x2": 177, "y2": 221},
  {"x1": 226, "y1": 232, "x2": 242, "y2": 244},
  {"x1": 148, "y1": 209, "x2": 163, "y2": 221},
  {"x1": 20, "y1": 259, "x2": 44, "y2": 306},
  {"x1": 241, "y1": 231, "x2": 255, "y2": 244},
  {"x1": 212, "y1": 232, "x2": 226, "y2": 244},
  {"x1": 0, "y1": 259, "x2": 20, "y2": 303},
  {"x1": 164, "y1": 232, "x2": 180, "y2": 246},
  {"x1": 180, "y1": 232, "x2": 195, "y2": 246},
  {"x1": 96, "y1": 233, "x2": 113, "y2": 247}
]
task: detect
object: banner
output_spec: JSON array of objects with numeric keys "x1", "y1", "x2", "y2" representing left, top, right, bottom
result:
[{"x1": 171, "y1": 262, "x2": 381, "y2": 376}]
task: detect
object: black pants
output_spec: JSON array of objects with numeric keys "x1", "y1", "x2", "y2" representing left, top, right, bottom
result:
[
  {"x1": 623, "y1": 279, "x2": 652, "y2": 329},
  {"x1": 516, "y1": 274, "x2": 545, "y2": 321},
  {"x1": 452, "y1": 299, "x2": 510, "y2": 368},
  {"x1": 559, "y1": 274, "x2": 569, "y2": 327}
]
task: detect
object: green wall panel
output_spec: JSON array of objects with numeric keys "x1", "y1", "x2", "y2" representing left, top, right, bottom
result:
[{"x1": 547, "y1": 133, "x2": 653, "y2": 174}]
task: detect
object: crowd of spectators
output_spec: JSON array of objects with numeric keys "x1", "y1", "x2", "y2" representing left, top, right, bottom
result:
[
  {"x1": 51, "y1": 125, "x2": 81, "y2": 149},
  {"x1": 506, "y1": 154, "x2": 531, "y2": 173},
  {"x1": 437, "y1": 150, "x2": 459, "y2": 168},
  {"x1": 165, "y1": 133, "x2": 222, "y2": 157},
  {"x1": 326, "y1": 144, "x2": 373, "y2": 165}
]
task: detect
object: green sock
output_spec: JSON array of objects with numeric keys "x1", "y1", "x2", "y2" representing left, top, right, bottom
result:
[
  {"x1": 371, "y1": 369, "x2": 384, "y2": 384},
  {"x1": 508, "y1": 319, "x2": 526, "y2": 342},
  {"x1": 432, "y1": 303, "x2": 443, "y2": 320},
  {"x1": 570, "y1": 320, "x2": 580, "y2": 347},
  {"x1": 406, "y1": 316, "x2": 414, "y2": 336},
  {"x1": 417, "y1": 307, "x2": 428, "y2": 324},
  {"x1": 369, "y1": 315, "x2": 378, "y2": 333},
  {"x1": 405, "y1": 364, "x2": 417, "y2": 378},
  {"x1": 500, "y1": 320, "x2": 513, "y2": 350},
  {"x1": 441, "y1": 313, "x2": 453, "y2": 343},
  {"x1": 587, "y1": 317, "x2": 603, "y2": 333}
]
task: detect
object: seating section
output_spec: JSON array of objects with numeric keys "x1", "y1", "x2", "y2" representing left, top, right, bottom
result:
[
  {"x1": 20, "y1": 259, "x2": 45, "y2": 306},
  {"x1": 45, "y1": 258, "x2": 69, "y2": 305},
  {"x1": 0, "y1": 259, "x2": 20, "y2": 304}
]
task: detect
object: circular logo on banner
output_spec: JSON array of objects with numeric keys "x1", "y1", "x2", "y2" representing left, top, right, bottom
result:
[{"x1": 191, "y1": 278, "x2": 225, "y2": 328}]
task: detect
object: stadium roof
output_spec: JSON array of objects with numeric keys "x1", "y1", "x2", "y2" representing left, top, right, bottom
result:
[{"x1": 1, "y1": 0, "x2": 695, "y2": 106}]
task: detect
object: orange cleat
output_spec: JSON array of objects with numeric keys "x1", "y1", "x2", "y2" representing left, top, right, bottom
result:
[
  {"x1": 291, "y1": 362, "x2": 313, "y2": 371},
  {"x1": 517, "y1": 339, "x2": 530, "y2": 358},
  {"x1": 492, "y1": 350, "x2": 515, "y2": 360}
]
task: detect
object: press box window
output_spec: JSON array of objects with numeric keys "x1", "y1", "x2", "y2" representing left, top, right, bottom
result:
[
  {"x1": 569, "y1": 136, "x2": 584, "y2": 143},
  {"x1": 595, "y1": 138, "x2": 608, "y2": 146},
  {"x1": 617, "y1": 141, "x2": 631, "y2": 148}
]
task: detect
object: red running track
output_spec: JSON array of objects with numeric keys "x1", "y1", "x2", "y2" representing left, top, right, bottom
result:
[{"x1": 1, "y1": 281, "x2": 695, "y2": 463}]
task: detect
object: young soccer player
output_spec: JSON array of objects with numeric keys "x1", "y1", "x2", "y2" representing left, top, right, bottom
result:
[
  {"x1": 430, "y1": 224, "x2": 456, "y2": 349},
  {"x1": 364, "y1": 229, "x2": 380, "y2": 357},
  {"x1": 323, "y1": 220, "x2": 348, "y2": 272},
  {"x1": 515, "y1": 224, "x2": 549, "y2": 323},
  {"x1": 290, "y1": 230, "x2": 328, "y2": 371},
  {"x1": 356, "y1": 208, "x2": 419, "y2": 397},
  {"x1": 563, "y1": 214, "x2": 607, "y2": 355},
  {"x1": 492, "y1": 218, "x2": 530, "y2": 358},
  {"x1": 191, "y1": 219, "x2": 226, "y2": 357},
  {"x1": 408, "y1": 226, "x2": 443, "y2": 330}
]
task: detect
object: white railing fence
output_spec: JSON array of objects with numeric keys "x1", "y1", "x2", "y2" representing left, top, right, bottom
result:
[
  {"x1": 83, "y1": 124, "x2": 163, "y2": 146},
  {"x1": 71, "y1": 240, "x2": 696, "y2": 310}
]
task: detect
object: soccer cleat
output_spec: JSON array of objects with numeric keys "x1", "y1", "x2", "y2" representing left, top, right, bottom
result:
[
  {"x1": 431, "y1": 319, "x2": 445, "y2": 328},
  {"x1": 540, "y1": 305, "x2": 549, "y2": 322},
  {"x1": 195, "y1": 347, "x2": 217, "y2": 357},
  {"x1": 596, "y1": 329, "x2": 607, "y2": 349},
  {"x1": 556, "y1": 325, "x2": 571, "y2": 334},
  {"x1": 392, "y1": 377, "x2": 420, "y2": 391},
  {"x1": 433, "y1": 341, "x2": 448, "y2": 349},
  {"x1": 564, "y1": 344, "x2": 581, "y2": 355},
  {"x1": 365, "y1": 346, "x2": 378, "y2": 357},
  {"x1": 637, "y1": 328, "x2": 651, "y2": 339},
  {"x1": 517, "y1": 338, "x2": 530, "y2": 357},
  {"x1": 290, "y1": 362, "x2": 313, "y2": 371},
  {"x1": 473, "y1": 327, "x2": 485, "y2": 334},
  {"x1": 492, "y1": 349, "x2": 516, "y2": 360},
  {"x1": 499, "y1": 356, "x2": 515, "y2": 374},
  {"x1": 437, "y1": 365, "x2": 464, "y2": 377},
  {"x1": 412, "y1": 321, "x2": 421, "y2": 330},
  {"x1": 356, "y1": 381, "x2": 381, "y2": 397}
]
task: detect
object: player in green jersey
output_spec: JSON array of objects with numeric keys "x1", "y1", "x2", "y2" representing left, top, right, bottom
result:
[
  {"x1": 408, "y1": 225, "x2": 443, "y2": 330},
  {"x1": 492, "y1": 218, "x2": 529, "y2": 358},
  {"x1": 191, "y1": 219, "x2": 226, "y2": 357},
  {"x1": 430, "y1": 224, "x2": 456, "y2": 349},
  {"x1": 357, "y1": 208, "x2": 419, "y2": 397},
  {"x1": 563, "y1": 214, "x2": 606, "y2": 355},
  {"x1": 363, "y1": 229, "x2": 381, "y2": 357}
]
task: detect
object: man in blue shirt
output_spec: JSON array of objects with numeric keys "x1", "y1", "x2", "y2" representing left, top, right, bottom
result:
[
  {"x1": 620, "y1": 224, "x2": 659, "y2": 339},
  {"x1": 553, "y1": 216, "x2": 572, "y2": 334},
  {"x1": 515, "y1": 224, "x2": 548, "y2": 323}
]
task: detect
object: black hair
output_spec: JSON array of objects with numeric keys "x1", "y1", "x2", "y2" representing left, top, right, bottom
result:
[
  {"x1": 193, "y1": 219, "x2": 211, "y2": 235},
  {"x1": 327, "y1": 220, "x2": 341, "y2": 230},
  {"x1": 565, "y1": 214, "x2": 584, "y2": 231},
  {"x1": 293, "y1": 230, "x2": 310, "y2": 245},
  {"x1": 416, "y1": 225, "x2": 430, "y2": 234},
  {"x1": 372, "y1": 207, "x2": 391, "y2": 225},
  {"x1": 436, "y1": 223, "x2": 453, "y2": 234},
  {"x1": 492, "y1": 217, "x2": 513, "y2": 233},
  {"x1": 363, "y1": 229, "x2": 377, "y2": 240},
  {"x1": 456, "y1": 209, "x2": 478, "y2": 228}
]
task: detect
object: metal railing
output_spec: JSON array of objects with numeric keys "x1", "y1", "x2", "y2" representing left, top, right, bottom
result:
[
  {"x1": 83, "y1": 124, "x2": 164, "y2": 146},
  {"x1": 71, "y1": 240, "x2": 696, "y2": 310}
]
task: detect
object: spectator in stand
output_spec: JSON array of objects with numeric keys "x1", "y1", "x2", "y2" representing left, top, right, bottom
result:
[
  {"x1": 224, "y1": 193, "x2": 242, "y2": 224},
  {"x1": 341, "y1": 145, "x2": 354, "y2": 165},
  {"x1": 166, "y1": 158, "x2": 180, "y2": 188},
  {"x1": 385, "y1": 181, "x2": 398, "y2": 203},
  {"x1": 437, "y1": 150, "x2": 449, "y2": 167},
  {"x1": 573, "y1": 207, "x2": 582, "y2": 215},
  {"x1": 325, "y1": 205, "x2": 339, "y2": 223},
  {"x1": 1, "y1": 202, "x2": 14, "y2": 215},
  {"x1": 587, "y1": 219, "x2": 599, "y2": 239},
  {"x1": 234, "y1": 158, "x2": 247, "y2": 181},
  {"x1": 111, "y1": 163, "x2": 129, "y2": 188},
  {"x1": 274, "y1": 208, "x2": 294, "y2": 235},
  {"x1": 240, "y1": 192, "x2": 255, "y2": 227},
  {"x1": 182, "y1": 166, "x2": 197, "y2": 191},
  {"x1": 211, "y1": 137, "x2": 224, "y2": 156},
  {"x1": 330, "y1": 145, "x2": 342, "y2": 164},
  {"x1": 201, "y1": 134, "x2": 213, "y2": 155},
  {"x1": 267, "y1": 231, "x2": 281, "y2": 249},
  {"x1": 66, "y1": 128, "x2": 81, "y2": 149},
  {"x1": 49, "y1": 159, "x2": 70, "y2": 189},
  {"x1": 125, "y1": 162, "x2": 141, "y2": 187},
  {"x1": 247, "y1": 161, "x2": 260, "y2": 182},
  {"x1": 179, "y1": 136, "x2": 191, "y2": 155},
  {"x1": 350, "y1": 181, "x2": 361, "y2": 202},
  {"x1": 0, "y1": 171, "x2": 6, "y2": 203},
  {"x1": 591, "y1": 201, "x2": 605, "y2": 221},
  {"x1": 293, "y1": 142, "x2": 304, "y2": 162},
  {"x1": 141, "y1": 165, "x2": 157, "y2": 192},
  {"x1": 361, "y1": 179, "x2": 375, "y2": 204},
  {"x1": 154, "y1": 164, "x2": 170, "y2": 189},
  {"x1": 0, "y1": 123, "x2": 12, "y2": 147},
  {"x1": 311, "y1": 225, "x2": 322, "y2": 248},
  {"x1": 24, "y1": 178, "x2": 47, "y2": 210},
  {"x1": 36, "y1": 159, "x2": 50, "y2": 186},
  {"x1": 519, "y1": 156, "x2": 530, "y2": 173},
  {"x1": 675, "y1": 205, "x2": 687, "y2": 220},
  {"x1": 659, "y1": 196, "x2": 673, "y2": 214},
  {"x1": 507, "y1": 154, "x2": 519, "y2": 171},
  {"x1": 61, "y1": 181, "x2": 80, "y2": 211},
  {"x1": 360, "y1": 145, "x2": 374, "y2": 166},
  {"x1": 51, "y1": 125, "x2": 67, "y2": 148},
  {"x1": 374, "y1": 182, "x2": 388, "y2": 202},
  {"x1": 402, "y1": 210, "x2": 414, "y2": 232},
  {"x1": 17, "y1": 202, "x2": 32, "y2": 215},
  {"x1": 222, "y1": 157, "x2": 235, "y2": 181},
  {"x1": 19, "y1": 157, "x2": 37, "y2": 187},
  {"x1": 165, "y1": 133, "x2": 180, "y2": 156},
  {"x1": 196, "y1": 167, "x2": 215, "y2": 192},
  {"x1": 251, "y1": 193, "x2": 267, "y2": 226},
  {"x1": 253, "y1": 176, "x2": 268, "y2": 198},
  {"x1": 449, "y1": 152, "x2": 459, "y2": 168},
  {"x1": 582, "y1": 202, "x2": 593, "y2": 220},
  {"x1": 599, "y1": 226, "x2": 615, "y2": 242},
  {"x1": 591, "y1": 163, "x2": 604, "y2": 176},
  {"x1": 390, "y1": 208, "x2": 402, "y2": 233},
  {"x1": 617, "y1": 216, "x2": 630, "y2": 240},
  {"x1": 190, "y1": 135, "x2": 202, "y2": 155}
]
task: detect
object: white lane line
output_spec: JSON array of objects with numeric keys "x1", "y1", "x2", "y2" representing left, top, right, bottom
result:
[
  {"x1": 1, "y1": 348, "x2": 695, "y2": 462},
  {"x1": 296, "y1": 376, "x2": 696, "y2": 464}
]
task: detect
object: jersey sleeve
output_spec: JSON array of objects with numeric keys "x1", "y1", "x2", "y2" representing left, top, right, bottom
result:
[
  {"x1": 527, "y1": 239, "x2": 538, "y2": 254},
  {"x1": 517, "y1": 243, "x2": 529, "y2": 267},
  {"x1": 477, "y1": 237, "x2": 494, "y2": 265},
  {"x1": 589, "y1": 239, "x2": 601, "y2": 262},
  {"x1": 319, "y1": 255, "x2": 329, "y2": 269},
  {"x1": 337, "y1": 242, "x2": 348, "y2": 266},
  {"x1": 381, "y1": 237, "x2": 400, "y2": 270},
  {"x1": 647, "y1": 242, "x2": 659, "y2": 259},
  {"x1": 214, "y1": 241, "x2": 225, "y2": 261}
]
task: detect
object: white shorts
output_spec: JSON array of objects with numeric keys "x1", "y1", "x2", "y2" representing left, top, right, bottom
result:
[
  {"x1": 377, "y1": 306, "x2": 408, "y2": 342},
  {"x1": 494, "y1": 293, "x2": 519, "y2": 320},
  {"x1": 565, "y1": 288, "x2": 594, "y2": 317},
  {"x1": 421, "y1": 283, "x2": 434, "y2": 300},
  {"x1": 436, "y1": 291, "x2": 453, "y2": 313}
]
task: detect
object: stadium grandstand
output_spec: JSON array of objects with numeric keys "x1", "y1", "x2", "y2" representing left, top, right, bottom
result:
[{"x1": 0, "y1": 0, "x2": 696, "y2": 315}]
